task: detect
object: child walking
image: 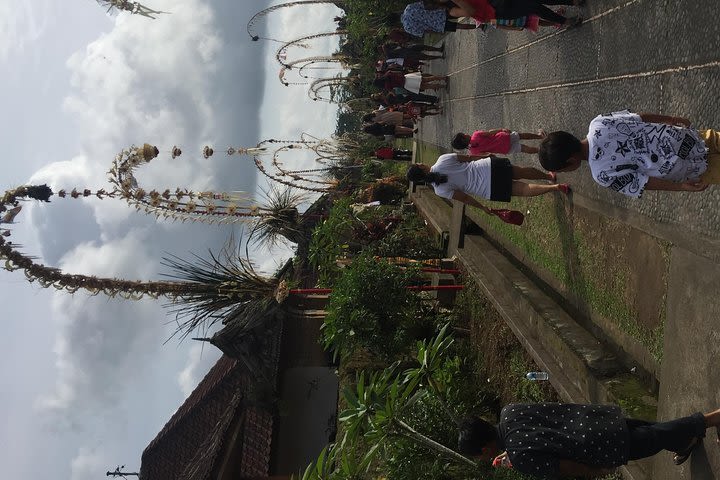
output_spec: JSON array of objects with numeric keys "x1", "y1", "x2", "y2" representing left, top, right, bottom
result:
[
  {"x1": 406, "y1": 153, "x2": 569, "y2": 214},
  {"x1": 452, "y1": 129, "x2": 546, "y2": 155},
  {"x1": 538, "y1": 110, "x2": 719, "y2": 197}
]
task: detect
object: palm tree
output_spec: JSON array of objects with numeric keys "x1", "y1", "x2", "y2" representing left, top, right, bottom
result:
[{"x1": 247, "y1": 186, "x2": 308, "y2": 248}]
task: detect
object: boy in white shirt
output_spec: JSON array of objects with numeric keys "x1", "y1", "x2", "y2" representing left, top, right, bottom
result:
[{"x1": 538, "y1": 110, "x2": 720, "y2": 197}]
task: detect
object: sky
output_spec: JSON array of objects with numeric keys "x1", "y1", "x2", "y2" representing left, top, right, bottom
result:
[{"x1": 0, "y1": 0, "x2": 343, "y2": 478}]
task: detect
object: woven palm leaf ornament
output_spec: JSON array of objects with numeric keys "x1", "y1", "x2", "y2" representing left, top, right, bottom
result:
[{"x1": 97, "y1": 0, "x2": 169, "y2": 19}]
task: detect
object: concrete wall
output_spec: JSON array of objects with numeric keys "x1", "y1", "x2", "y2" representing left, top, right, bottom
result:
[{"x1": 272, "y1": 367, "x2": 339, "y2": 475}]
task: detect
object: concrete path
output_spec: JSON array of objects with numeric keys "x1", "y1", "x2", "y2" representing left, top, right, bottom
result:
[{"x1": 418, "y1": 1, "x2": 720, "y2": 478}]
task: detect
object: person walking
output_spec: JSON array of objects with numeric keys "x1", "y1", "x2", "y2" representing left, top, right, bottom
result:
[
  {"x1": 401, "y1": 1, "x2": 479, "y2": 37},
  {"x1": 375, "y1": 146, "x2": 413, "y2": 160},
  {"x1": 452, "y1": 129, "x2": 546, "y2": 155},
  {"x1": 430, "y1": 0, "x2": 583, "y2": 28},
  {"x1": 538, "y1": 110, "x2": 719, "y2": 197},
  {"x1": 406, "y1": 153, "x2": 568, "y2": 214},
  {"x1": 458, "y1": 403, "x2": 720, "y2": 478}
]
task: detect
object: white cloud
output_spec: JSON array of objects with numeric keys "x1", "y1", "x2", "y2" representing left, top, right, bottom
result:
[
  {"x1": 0, "y1": 0, "x2": 51, "y2": 60},
  {"x1": 70, "y1": 447, "x2": 108, "y2": 480},
  {"x1": 178, "y1": 343, "x2": 221, "y2": 396},
  {"x1": 27, "y1": 0, "x2": 263, "y2": 424},
  {"x1": 2, "y1": 1, "x2": 343, "y2": 479},
  {"x1": 35, "y1": 233, "x2": 161, "y2": 414}
]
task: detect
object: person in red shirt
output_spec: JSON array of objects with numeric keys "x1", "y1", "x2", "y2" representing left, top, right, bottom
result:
[
  {"x1": 375, "y1": 146, "x2": 413, "y2": 160},
  {"x1": 452, "y1": 129, "x2": 546, "y2": 155},
  {"x1": 425, "y1": 0, "x2": 582, "y2": 28}
]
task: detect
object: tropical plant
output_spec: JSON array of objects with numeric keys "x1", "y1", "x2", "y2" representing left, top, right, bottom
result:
[
  {"x1": 340, "y1": 365, "x2": 477, "y2": 468},
  {"x1": 247, "y1": 186, "x2": 308, "y2": 248},
  {"x1": 320, "y1": 255, "x2": 435, "y2": 359}
]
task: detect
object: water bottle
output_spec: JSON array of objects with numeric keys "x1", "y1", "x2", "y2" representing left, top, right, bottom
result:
[{"x1": 526, "y1": 371, "x2": 549, "y2": 381}]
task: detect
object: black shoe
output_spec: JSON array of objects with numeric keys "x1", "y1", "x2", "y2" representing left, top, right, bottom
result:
[{"x1": 673, "y1": 437, "x2": 702, "y2": 466}]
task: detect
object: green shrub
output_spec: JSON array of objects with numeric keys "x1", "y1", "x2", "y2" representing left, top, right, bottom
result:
[
  {"x1": 321, "y1": 255, "x2": 434, "y2": 359},
  {"x1": 309, "y1": 199, "x2": 442, "y2": 285}
]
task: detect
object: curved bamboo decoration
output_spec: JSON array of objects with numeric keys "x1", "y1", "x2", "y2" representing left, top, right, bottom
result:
[
  {"x1": 308, "y1": 76, "x2": 358, "y2": 102},
  {"x1": 281, "y1": 55, "x2": 349, "y2": 71},
  {"x1": 0, "y1": 184, "x2": 288, "y2": 338},
  {"x1": 247, "y1": 1, "x2": 345, "y2": 43},
  {"x1": 108, "y1": 144, "x2": 267, "y2": 225},
  {"x1": 98, "y1": 0, "x2": 169, "y2": 18},
  {"x1": 298, "y1": 61, "x2": 350, "y2": 80},
  {"x1": 0, "y1": 185, "x2": 247, "y2": 300},
  {"x1": 276, "y1": 31, "x2": 347, "y2": 67}
]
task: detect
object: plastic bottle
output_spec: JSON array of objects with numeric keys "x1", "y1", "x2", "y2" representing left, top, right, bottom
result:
[{"x1": 525, "y1": 371, "x2": 549, "y2": 381}]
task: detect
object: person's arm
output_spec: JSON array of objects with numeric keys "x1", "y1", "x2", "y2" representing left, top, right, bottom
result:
[
  {"x1": 644, "y1": 177, "x2": 708, "y2": 192},
  {"x1": 558, "y1": 460, "x2": 616, "y2": 478},
  {"x1": 448, "y1": 6, "x2": 473, "y2": 16},
  {"x1": 638, "y1": 112, "x2": 691, "y2": 127},
  {"x1": 456, "y1": 153, "x2": 494, "y2": 162},
  {"x1": 482, "y1": 128, "x2": 510, "y2": 135},
  {"x1": 451, "y1": 0, "x2": 477, "y2": 15},
  {"x1": 451, "y1": 191, "x2": 491, "y2": 213}
]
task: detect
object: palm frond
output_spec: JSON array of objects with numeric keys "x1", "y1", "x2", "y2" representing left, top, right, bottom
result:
[
  {"x1": 248, "y1": 186, "x2": 308, "y2": 248},
  {"x1": 161, "y1": 238, "x2": 279, "y2": 341}
]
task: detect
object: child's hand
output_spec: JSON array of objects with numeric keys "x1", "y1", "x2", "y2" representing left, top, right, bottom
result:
[{"x1": 673, "y1": 117, "x2": 692, "y2": 127}]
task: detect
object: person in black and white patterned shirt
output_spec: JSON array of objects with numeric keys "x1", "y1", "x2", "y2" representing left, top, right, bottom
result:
[
  {"x1": 538, "y1": 111, "x2": 720, "y2": 197},
  {"x1": 458, "y1": 403, "x2": 720, "y2": 478}
]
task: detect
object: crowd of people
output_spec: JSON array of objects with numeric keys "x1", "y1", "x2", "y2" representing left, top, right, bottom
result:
[
  {"x1": 355, "y1": 1, "x2": 720, "y2": 477},
  {"x1": 361, "y1": 1, "x2": 718, "y2": 215}
]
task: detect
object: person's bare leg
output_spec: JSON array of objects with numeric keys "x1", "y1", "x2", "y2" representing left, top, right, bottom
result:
[
  {"x1": 394, "y1": 126, "x2": 415, "y2": 137},
  {"x1": 519, "y1": 132, "x2": 545, "y2": 140},
  {"x1": 702, "y1": 408, "x2": 720, "y2": 444},
  {"x1": 420, "y1": 80, "x2": 445, "y2": 92},
  {"x1": 703, "y1": 408, "x2": 720, "y2": 427},
  {"x1": 512, "y1": 166, "x2": 553, "y2": 181},
  {"x1": 520, "y1": 144, "x2": 540, "y2": 154},
  {"x1": 511, "y1": 181, "x2": 564, "y2": 197}
]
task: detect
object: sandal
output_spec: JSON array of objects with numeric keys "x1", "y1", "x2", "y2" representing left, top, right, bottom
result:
[
  {"x1": 557, "y1": 183, "x2": 571, "y2": 195},
  {"x1": 673, "y1": 436, "x2": 701, "y2": 466},
  {"x1": 548, "y1": 172, "x2": 557, "y2": 183}
]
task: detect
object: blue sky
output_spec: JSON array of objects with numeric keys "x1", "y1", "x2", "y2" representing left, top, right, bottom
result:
[{"x1": 0, "y1": 0, "x2": 342, "y2": 478}]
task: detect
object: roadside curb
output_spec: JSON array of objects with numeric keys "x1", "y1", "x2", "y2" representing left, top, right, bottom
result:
[{"x1": 409, "y1": 186, "x2": 655, "y2": 480}]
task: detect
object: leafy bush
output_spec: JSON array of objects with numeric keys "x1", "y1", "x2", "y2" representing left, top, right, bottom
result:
[
  {"x1": 321, "y1": 255, "x2": 435, "y2": 359},
  {"x1": 368, "y1": 212, "x2": 443, "y2": 260},
  {"x1": 309, "y1": 199, "x2": 444, "y2": 285}
]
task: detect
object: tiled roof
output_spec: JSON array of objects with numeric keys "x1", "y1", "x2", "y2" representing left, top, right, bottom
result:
[{"x1": 139, "y1": 355, "x2": 274, "y2": 480}]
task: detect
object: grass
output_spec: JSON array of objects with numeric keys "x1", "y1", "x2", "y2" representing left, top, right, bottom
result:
[
  {"x1": 413, "y1": 140, "x2": 668, "y2": 362},
  {"x1": 454, "y1": 279, "x2": 558, "y2": 406}
]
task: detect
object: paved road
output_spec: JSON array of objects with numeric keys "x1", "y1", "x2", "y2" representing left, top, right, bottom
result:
[
  {"x1": 424, "y1": 0, "x2": 720, "y2": 239},
  {"x1": 420, "y1": 2, "x2": 720, "y2": 478}
]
